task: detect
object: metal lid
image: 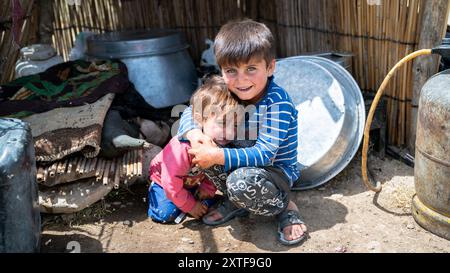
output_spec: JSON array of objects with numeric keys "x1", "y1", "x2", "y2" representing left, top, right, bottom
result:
[
  {"x1": 85, "y1": 29, "x2": 189, "y2": 59},
  {"x1": 274, "y1": 56, "x2": 365, "y2": 190}
]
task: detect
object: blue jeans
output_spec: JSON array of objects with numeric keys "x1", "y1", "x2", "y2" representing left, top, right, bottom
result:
[
  {"x1": 148, "y1": 182, "x2": 183, "y2": 223},
  {"x1": 148, "y1": 182, "x2": 217, "y2": 223}
]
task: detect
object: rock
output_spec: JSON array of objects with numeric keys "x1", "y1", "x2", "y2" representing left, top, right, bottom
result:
[
  {"x1": 181, "y1": 237, "x2": 194, "y2": 244},
  {"x1": 138, "y1": 119, "x2": 170, "y2": 147},
  {"x1": 406, "y1": 223, "x2": 415, "y2": 230},
  {"x1": 120, "y1": 205, "x2": 126, "y2": 209},
  {"x1": 335, "y1": 246, "x2": 347, "y2": 253},
  {"x1": 112, "y1": 201, "x2": 122, "y2": 206},
  {"x1": 318, "y1": 187, "x2": 326, "y2": 191},
  {"x1": 123, "y1": 220, "x2": 131, "y2": 226},
  {"x1": 175, "y1": 247, "x2": 185, "y2": 253},
  {"x1": 330, "y1": 193, "x2": 344, "y2": 200},
  {"x1": 367, "y1": 241, "x2": 381, "y2": 252},
  {"x1": 205, "y1": 247, "x2": 211, "y2": 253}
]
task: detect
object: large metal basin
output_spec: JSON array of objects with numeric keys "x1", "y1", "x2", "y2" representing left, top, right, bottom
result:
[
  {"x1": 86, "y1": 30, "x2": 198, "y2": 108},
  {"x1": 274, "y1": 56, "x2": 365, "y2": 190}
]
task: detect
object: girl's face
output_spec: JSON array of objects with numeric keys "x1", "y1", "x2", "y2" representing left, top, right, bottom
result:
[
  {"x1": 221, "y1": 57, "x2": 275, "y2": 104},
  {"x1": 202, "y1": 115, "x2": 236, "y2": 146}
]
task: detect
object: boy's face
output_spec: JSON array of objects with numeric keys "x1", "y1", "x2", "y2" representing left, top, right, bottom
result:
[{"x1": 221, "y1": 57, "x2": 275, "y2": 104}]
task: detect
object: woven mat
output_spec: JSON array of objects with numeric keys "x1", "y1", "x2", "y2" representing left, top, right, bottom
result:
[{"x1": 23, "y1": 93, "x2": 114, "y2": 162}]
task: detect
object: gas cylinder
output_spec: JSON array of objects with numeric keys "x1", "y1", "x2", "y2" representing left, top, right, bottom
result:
[{"x1": 412, "y1": 69, "x2": 450, "y2": 240}]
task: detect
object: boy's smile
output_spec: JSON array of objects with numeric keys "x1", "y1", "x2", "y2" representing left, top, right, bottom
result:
[{"x1": 222, "y1": 57, "x2": 275, "y2": 104}]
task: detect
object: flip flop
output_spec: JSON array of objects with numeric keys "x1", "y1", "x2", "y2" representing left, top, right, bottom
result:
[
  {"x1": 277, "y1": 209, "x2": 307, "y2": 246},
  {"x1": 202, "y1": 199, "x2": 249, "y2": 226}
]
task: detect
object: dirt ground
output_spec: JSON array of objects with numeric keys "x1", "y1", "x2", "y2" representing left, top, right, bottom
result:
[{"x1": 40, "y1": 152, "x2": 450, "y2": 253}]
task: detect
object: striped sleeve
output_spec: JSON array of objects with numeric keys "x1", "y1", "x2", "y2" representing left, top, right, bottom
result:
[
  {"x1": 223, "y1": 100, "x2": 294, "y2": 171},
  {"x1": 177, "y1": 106, "x2": 200, "y2": 140}
]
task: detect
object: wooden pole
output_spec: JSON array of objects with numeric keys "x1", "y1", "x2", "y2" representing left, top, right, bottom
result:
[
  {"x1": 38, "y1": 0, "x2": 54, "y2": 44},
  {"x1": 409, "y1": 0, "x2": 449, "y2": 154}
]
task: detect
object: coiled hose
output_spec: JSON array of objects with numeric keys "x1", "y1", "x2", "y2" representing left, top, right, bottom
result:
[{"x1": 361, "y1": 49, "x2": 432, "y2": 192}]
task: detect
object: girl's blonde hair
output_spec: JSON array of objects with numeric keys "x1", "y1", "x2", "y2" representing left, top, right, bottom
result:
[{"x1": 190, "y1": 75, "x2": 243, "y2": 124}]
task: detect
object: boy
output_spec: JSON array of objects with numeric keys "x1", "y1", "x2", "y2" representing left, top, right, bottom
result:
[
  {"x1": 148, "y1": 76, "x2": 242, "y2": 223},
  {"x1": 178, "y1": 19, "x2": 307, "y2": 245}
]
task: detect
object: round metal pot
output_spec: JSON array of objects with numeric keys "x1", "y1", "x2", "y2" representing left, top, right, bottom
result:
[{"x1": 86, "y1": 30, "x2": 198, "y2": 108}]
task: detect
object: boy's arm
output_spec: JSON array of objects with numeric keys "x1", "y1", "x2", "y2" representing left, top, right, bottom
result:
[
  {"x1": 190, "y1": 101, "x2": 294, "y2": 170},
  {"x1": 177, "y1": 106, "x2": 200, "y2": 140}
]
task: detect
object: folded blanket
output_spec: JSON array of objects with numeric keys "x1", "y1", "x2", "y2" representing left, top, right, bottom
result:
[
  {"x1": 23, "y1": 93, "x2": 114, "y2": 162},
  {"x1": 0, "y1": 59, "x2": 129, "y2": 118}
]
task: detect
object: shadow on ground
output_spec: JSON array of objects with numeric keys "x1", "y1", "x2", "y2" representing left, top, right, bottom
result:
[
  {"x1": 182, "y1": 195, "x2": 348, "y2": 252},
  {"x1": 40, "y1": 233, "x2": 103, "y2": 253}
]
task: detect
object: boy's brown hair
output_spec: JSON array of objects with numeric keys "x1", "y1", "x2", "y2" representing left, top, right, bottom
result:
[
  {"x1": 214, "y1": 19, "x2": 275, "y2": 68},
  {"x1": 190, "y1": 76, "x2": 243, "y2": 124}
]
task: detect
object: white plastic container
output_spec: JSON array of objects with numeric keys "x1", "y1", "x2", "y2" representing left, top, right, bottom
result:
[{"x1": 15, "y1": 44, "x2": 64, "y2": 78}]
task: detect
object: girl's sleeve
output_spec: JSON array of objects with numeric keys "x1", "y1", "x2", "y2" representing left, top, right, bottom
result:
[{"x1": 159, "y1": 141, "x2": 197, "y2": 213}]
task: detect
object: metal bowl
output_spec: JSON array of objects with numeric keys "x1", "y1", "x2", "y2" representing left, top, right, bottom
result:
[{"x1": 274, "y1": 56, "x2": 365, "y2": 190}]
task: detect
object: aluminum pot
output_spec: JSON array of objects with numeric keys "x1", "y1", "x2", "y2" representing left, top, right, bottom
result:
[
  {"x1": 86, "y1": 30, "x2": 198, "y2": 108},
  {"x1": 274, "y1": 56, "x2": 365, "y2": 190}
]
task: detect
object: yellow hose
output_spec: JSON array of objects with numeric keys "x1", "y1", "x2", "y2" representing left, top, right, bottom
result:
[{"x1": 361, "y1": 49, "x2": 432, "y2": 192}]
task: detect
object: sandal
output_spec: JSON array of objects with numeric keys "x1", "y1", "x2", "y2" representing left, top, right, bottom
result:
[
  {"x1": 202, "y1": 199, "x2": 249, "y2": 226},
  {"x1": 277, "y1": 209, "x2": 307, "y2": 246}
]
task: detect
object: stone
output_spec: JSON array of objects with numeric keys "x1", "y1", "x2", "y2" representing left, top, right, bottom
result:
[
  {"x1": 181, "y1": 237, "x2": 194, "y2": 244},
  {"x1": 367, "y1": 241, "x2": 381, "y2": 253},
  {"x1": 335, "y1": 246, "x2": 347, "y2": 253}
]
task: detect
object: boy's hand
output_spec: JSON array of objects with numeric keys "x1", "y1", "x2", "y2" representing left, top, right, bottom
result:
[
  {"x1": 189, "y1": 147, "x2": 224, "y2": 169},
  {"x1": 188, "y1": 201, "x2": 208, "y2": 219},
  {"x1": 186, "y1": 129, "x2": 215, "y2": 149}
]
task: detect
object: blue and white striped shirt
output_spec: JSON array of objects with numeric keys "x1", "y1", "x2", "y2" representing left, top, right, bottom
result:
[{"x1": 177, "y1": 76, "x2": 300, "y2": 187}]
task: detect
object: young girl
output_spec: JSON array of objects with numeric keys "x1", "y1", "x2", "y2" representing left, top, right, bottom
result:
[{"x1": 148, "y1": 76, "x2": 242, "y2": 223}]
